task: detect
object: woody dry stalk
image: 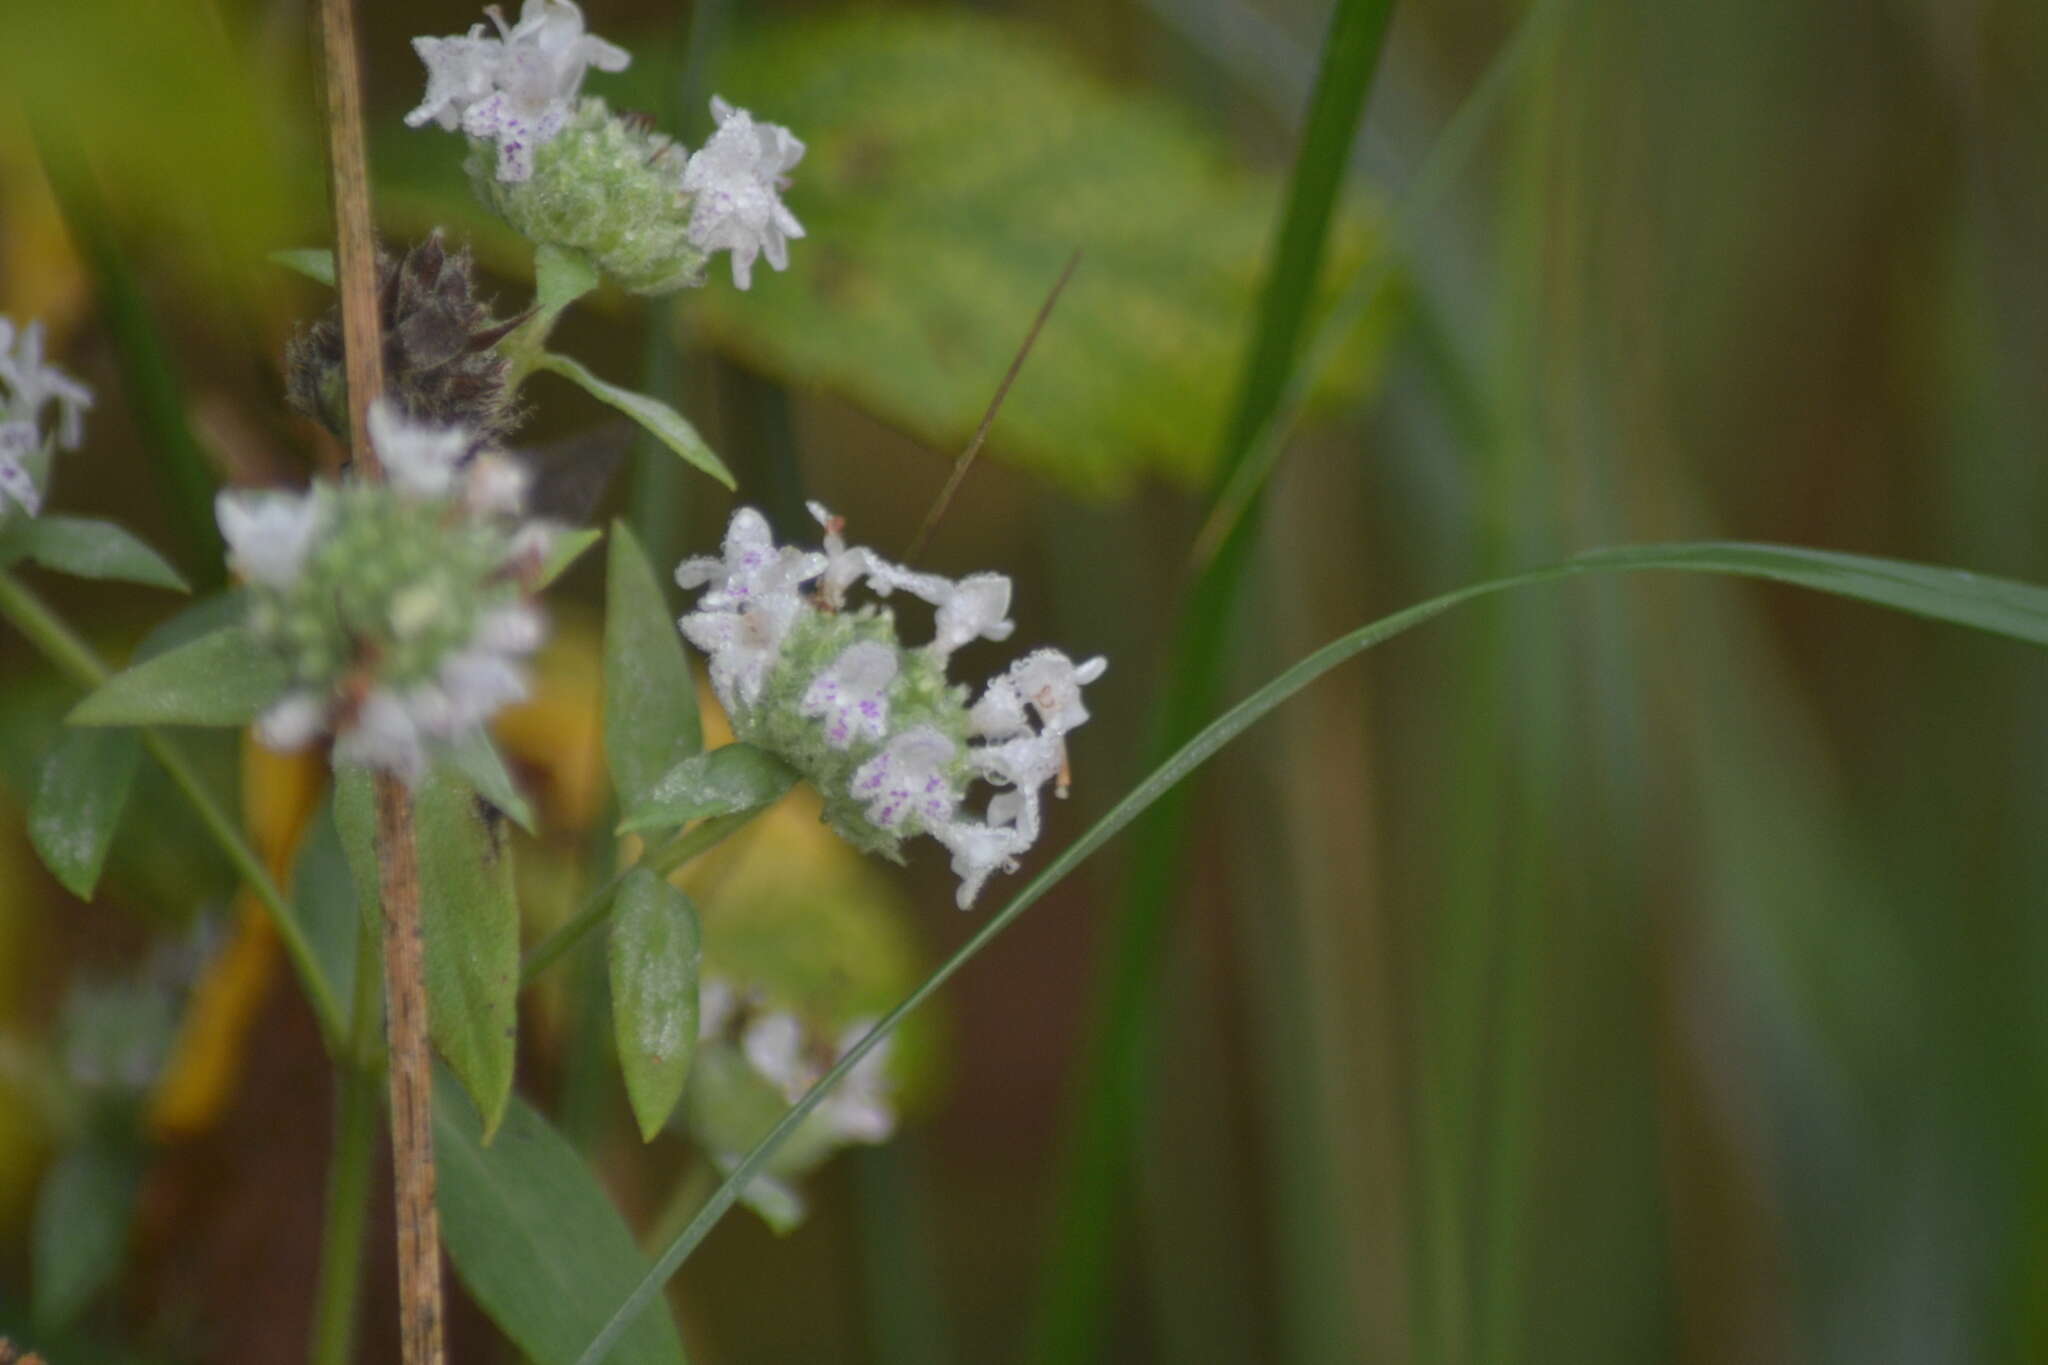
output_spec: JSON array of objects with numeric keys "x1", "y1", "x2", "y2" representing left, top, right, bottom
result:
[{"x1": 315, "y1": 0, "x2": 447, "y2": 1360}]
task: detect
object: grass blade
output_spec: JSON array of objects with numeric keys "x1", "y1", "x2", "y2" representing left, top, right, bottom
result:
[
  {"x1": 571, "y1": 541, "x2": 2048, "y2": 1363},
  {"x1": 1031, "y1": 1, "x2": 1398, "y2": 1356}
]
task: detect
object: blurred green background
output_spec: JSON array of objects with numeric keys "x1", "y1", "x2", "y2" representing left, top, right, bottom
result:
[{"x1": 2, "y1": 0, "x2": 2046, "y2": 1361}]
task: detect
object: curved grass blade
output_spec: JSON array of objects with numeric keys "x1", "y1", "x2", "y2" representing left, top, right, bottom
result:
[
  {"x1": 573, "y1": 542, "x2": 2048, "y2": 1364},
  {"x1": 1032, "y1": 0, "x2": 1398, "y2": 1356}
]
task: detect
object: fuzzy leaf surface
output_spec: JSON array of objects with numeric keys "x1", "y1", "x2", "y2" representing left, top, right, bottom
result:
[
  {"x1": 616, "y1": 743, "x2": 797, "y2": 834},
  {"x1": 436, "y1": 1067, "x2": 689, "y2": 1365},
  {"x1": 415, "y1": 764, "x2": 522, "y2": 1140},
  {"x1": 609, "y1": 870, "x2": 702, "y2": 1142},
  {"x1": 604, "y1": 521, "x2": 701, "y2": 809},
  {"x1": 67, "y1": 625, "x2": 287, "y2": 727},
  {"x1": 0, "y1": 515, "x2": 189, "y2": 591},
  {"x1": 28, "y1": 726, "x2": 141, "y2": 900},
  {"x1": 447, "y1": 731, "x2": 538, "y2": 835}
]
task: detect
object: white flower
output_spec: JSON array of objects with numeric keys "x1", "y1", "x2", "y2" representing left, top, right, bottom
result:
[
  {"x1": 849, "y1": 726, "x2": 959, "y2": 832},
  {"x1": 807, "y1": 501, "x2": 873, "y2": 608},
  {"x1": 698, "y1": 977, "x2": 738, "y2": 1040},
  {"x1": 682, "y1": 96, "x2": 806, "y2": 290},
  {"x1": 0, "y1": 421, "x2": 42, "y2": 517},
  {"x1": 933, "y1": 817, "x2": 1029, "y2": 910},
  {"x1": 800, "y1": 641, "x2": 897, "y2": 749},
  {"x1": 740, "y1": 1011, "x2": 896, "y2": 1144},
  {"x1": 369, "y1": 400, "x2": 471, "y2": 499},
  {"x1": 335, "y1": 688, "x2": 429, "y2": 782},
  {"x1": 437, "y1": 646, "x2": 532, "y2": 731},
  {"x1": 216, "y1": 489, "x2": 326, "y2": 588},
  {"x1": 819, "y1": 1021, "x2": 896, "y2": 1143},
  {"x1": 929, "y1": 573, "x2": 1016, "y2": 660},
  {"x1": 681, "y1": 589, "x2": 804, "y2": 711},
  {"x1": 408, "y1": 0, "x2": 630, "y2": 183},
  {"x1": 254, "y1": 690, "x2": 329, "y2": 751},
  {"x1": 973, "y1": 650, "x2": 1106, "y2": 740},
  {"x1": 676, "y1": 507, "x2": 825, "y2": 611},
  {"x1": 463, "y1": 450, "x2": 531, "y2": 518},
  {"x1": 0, "y1": 317, "x2": 93, "y2": 451}
]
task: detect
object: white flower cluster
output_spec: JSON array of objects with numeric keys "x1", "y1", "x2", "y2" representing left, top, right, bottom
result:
[
  {"x1": 701, "y1": 979, "x2": 895, "y2": 1145},
  {"x1": 217, "y1": 402, "x2": 547, "y2": 782},
  {"x1": 409, "y1": 6, "x2": 805, "y2": 290},
  {"x1": 678, "y1": 505, "x2": 1106, "y2": 908},
  {"x1": 407, "y1": 0, "x2": 630, "y2": 183},
  {"x1": 681, "y1": 97, "x2": 807, "y2": 291},
  {"x1": 0, "y1": 316, "x2": 94, "y2": 518}
]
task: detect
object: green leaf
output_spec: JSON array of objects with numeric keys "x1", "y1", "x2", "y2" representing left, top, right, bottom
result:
[
  {"x1": 67, "y1": 625, "x2": 288, "y2": 727},
  {"x1": 0, "y1": 515, "x2": 189, "y2": 591},
  {"x1": 539, "y1": 525, "x2": 604, "y2": 589},
  {"x1": 32, "y1": 1136, "x2": 143, "y2": 1330},
  {"x1": 270, "y1": 246, "x2": 335, "y2": 286},
  {"x1": 435, "y1": 1067, "x2": 688, "y2": 1365},
  {"x1": 28, "y1": 726, "x2": 142, "y2": 899},
  {"x1": 605, "y1": 522, "x2": 701, "y2": 810},
  {"x1": 572, "y1": 541, "x2": 2048, "y2": 1364},
  {"x1": 535, "y1": 243, "x2": 600, "y2": 316},
  {"x1": 608, "y1": 870, "x2": 701, "y2": 1143},
  {"x1": 615, "y1": 743, "x2": 798, "y2": 834},
  {"x1": 447, "y1": 731, "x2": 538, "y2": 835},
  {"x1": 416, "y1": 764, "x2": 522, "y2": 1140},
  {"x1": 534, "y1": 351, "x2": 734, "y2": 490},
  {"x1": 681, "y1": 13, "x2": 1389, "y2": 498},
  {"x1": 292, "y1": 795, "x2": 366, "y2": 1023}
]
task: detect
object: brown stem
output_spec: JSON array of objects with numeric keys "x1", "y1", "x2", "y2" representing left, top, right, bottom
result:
[{"x1": 315, "y1": 0, "x2": 445, "y2": 1362}]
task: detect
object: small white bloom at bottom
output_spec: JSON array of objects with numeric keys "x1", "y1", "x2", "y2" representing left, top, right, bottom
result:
[
  {"x1": 933, "y1": 817, "x2": 1029, "y2": 910},
  {"x1": 929, "y1": 573, "x2": 1016, "y2": 660},
  {"x1": 334, "y1": 688, "x2": 429, "y2": 782},
  {"x1": 821, "y1": 1021, "x2": 897, "y2": 1144},
  {"x1": 254, "y1": 690, "x2": 330, "y2": 752},
  {"x1": 369, "y1": 401, "x2": 471, "y2": 499},
  {"x1": 437, "y1": 648, "x2": 531, "y2": 732}
]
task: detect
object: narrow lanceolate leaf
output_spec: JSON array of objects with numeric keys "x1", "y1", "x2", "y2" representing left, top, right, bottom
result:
[
  {"x1": 609, "y1": 870, "x2": 702, "y2": 1142},
  {"x1": 535, "y1": 351, "x2": 735, "y2": 490},
  {"x1": 28, "y1": 726, "x2": 142, "y2": 899},
  {"x1": 32, "y1": 1136, "x2": 143, "y2": 1330},
  {"x1": 67, "y1": 626, "x2": 288, "y2": 727},
  {"x1": 435, "y1": 1068, "x2": 689, "y2": 1365},
  {"x1": 605, "y1": 522, "x2": 701, "y2": 809},
  {"x1": 573, "y1": 540, "x2": 2048, "y2": 1364},
  {"x1": 615, "y1": 743, "x2": 798, "y2": 834},
  {"x1": 270, "y1": 246, "x2": 337, "y2": 286},
  {"x1": 447, "y1": 730, "x2": 539, "y2": 835},
  {"x1": 538, "y1": 525, "x2": 604, "y2": 589},
  {"x1": 0, "y1": 515, "x2": 189, "y2": 591},
  {"x1": 416, "y1": 765, "x2": 522, "y2": 1141},
  {"x1": 292, "y1": 796, "x2": 367, "y2": 1023}
]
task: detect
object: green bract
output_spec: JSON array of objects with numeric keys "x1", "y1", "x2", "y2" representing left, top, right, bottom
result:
[{"x1": 468, "y1": 98, "x2": 708, "y2": 296}]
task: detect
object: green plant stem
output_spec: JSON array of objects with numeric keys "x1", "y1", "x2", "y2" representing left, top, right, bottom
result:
[
  {"x1": 0, "y1": 568, "x2": 347, "y2": 1046},
  {"x1": 519, "y1": 809, "x2": 761, "y2": 986},
  {"x1": 309, "y1": 905, "x2": 387, "y2": 1365},
  {"x1": 1030, "y1": 1, "x2": 1397, "y2": 1358}
]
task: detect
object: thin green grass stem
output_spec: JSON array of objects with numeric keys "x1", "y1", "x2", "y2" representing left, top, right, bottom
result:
[
  {"x1": 571, "y1": 540, "x2": 2048, "y2": 1364},
  {"x1": 1028, "y1": 1, "x2": 1398, "y2": 1357}
]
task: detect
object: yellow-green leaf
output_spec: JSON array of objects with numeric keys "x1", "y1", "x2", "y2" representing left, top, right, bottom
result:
[{"x1": 604, "y1": 522, "x2": 701, "y2": 809}]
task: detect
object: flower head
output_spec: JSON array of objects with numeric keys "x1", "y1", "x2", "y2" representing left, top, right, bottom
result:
[
  {"x1": 676, "y1": 506, "x2": 1104, "y2": 906},
  {"x1": 408, "y1": 0, "x2": 630, "y2": 183},
  {"x1": 681, "y1": 97, "x2": 807, "y2": 290},
  {"x1": 219, "y1": 403, "x2": 547, "y2": 782},
  {"x1": 0, "y1": 316, "x2": 94, "y2": 518}
]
